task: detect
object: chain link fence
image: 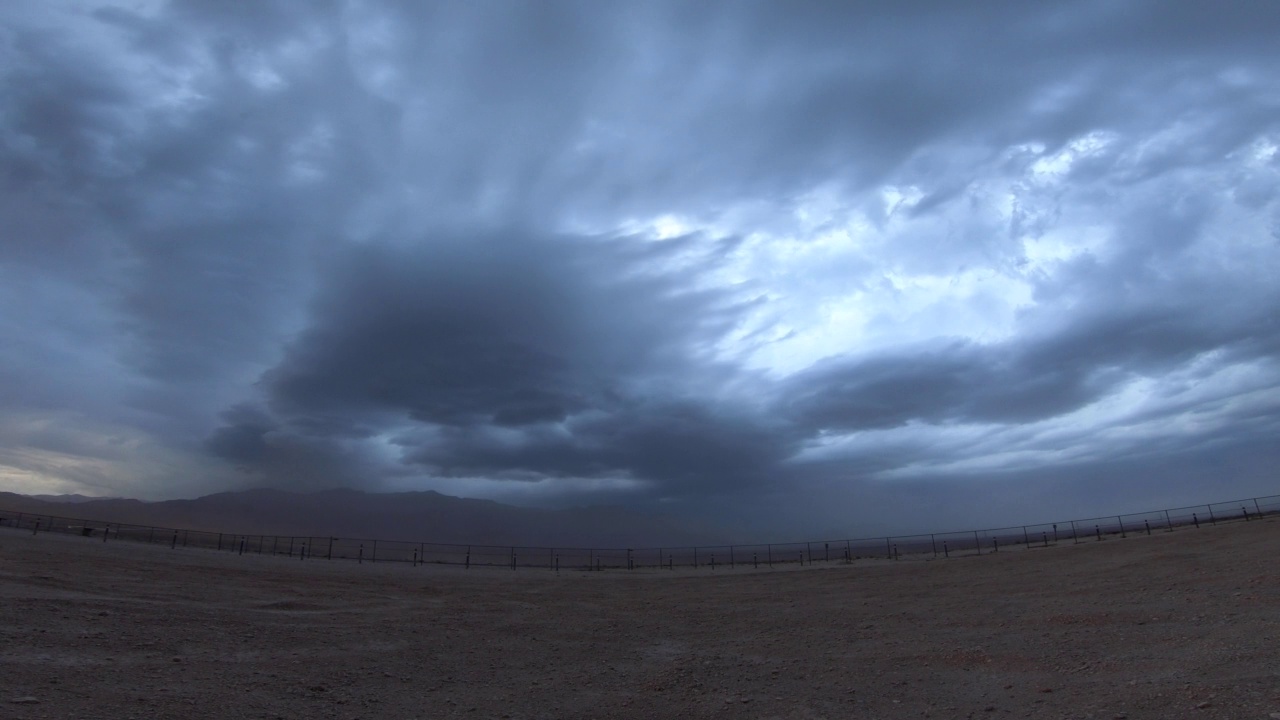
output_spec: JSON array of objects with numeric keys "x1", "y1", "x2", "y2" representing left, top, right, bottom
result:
[{"x1": 1, "y1": 494, "x2": 1275, "y2": 571}]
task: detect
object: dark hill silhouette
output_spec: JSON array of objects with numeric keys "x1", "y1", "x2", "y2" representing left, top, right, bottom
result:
[
  {"x1": 27, "y1": 493, "x2": 121, "y2": 503},
  {"x1": 0, "y1": 488, "x2": 729, "y2": 548}
]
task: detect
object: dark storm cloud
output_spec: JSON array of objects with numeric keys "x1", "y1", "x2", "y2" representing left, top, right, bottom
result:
[
  {"x1": 203, "y1": 401, "x2": 382, "y2": 490},
  {"x1": 263, "y1": 234, "x2": 744, "y2": 422},
  {"x1": 1, "y1": 0, "x2": 1279, "y2": 528},
  {"x1": 207, "y1": 232, "x2": 788, "y2": 495},
  {"x1": 399, "y1": 398, "x2": 793, "y2": 493}
]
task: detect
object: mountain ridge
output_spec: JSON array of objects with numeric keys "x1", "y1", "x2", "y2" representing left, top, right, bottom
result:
[{"x1": 0, "y1": 488, "x2": 729, "y2": 548}]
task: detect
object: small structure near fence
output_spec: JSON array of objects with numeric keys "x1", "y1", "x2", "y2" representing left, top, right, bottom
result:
[{"x1": 1, "y1": 494, "x2": 1276, "y2": 573}]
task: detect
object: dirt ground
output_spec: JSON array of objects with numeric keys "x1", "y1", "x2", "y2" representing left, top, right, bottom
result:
[{"x1": 1, "y1": 516, "x2": 1277, "y2": 720}]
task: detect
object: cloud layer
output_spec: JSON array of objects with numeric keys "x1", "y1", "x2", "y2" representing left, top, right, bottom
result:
[{"x1": 2, "y1": 0, "x2": 1279, "y2": 534}]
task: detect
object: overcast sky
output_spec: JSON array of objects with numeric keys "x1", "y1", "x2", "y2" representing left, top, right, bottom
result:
[{"x1": 2, "y1": 1, "x2": 1278, "y2": 537}]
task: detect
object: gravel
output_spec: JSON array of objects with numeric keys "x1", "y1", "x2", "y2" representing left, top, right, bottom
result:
[{"x1": 1, "y1": 516, "x2": 1277, "y2": 719}]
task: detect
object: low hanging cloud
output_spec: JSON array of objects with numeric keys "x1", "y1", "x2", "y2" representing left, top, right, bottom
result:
[
  {"x1": 1, "y1": 0, "x2": 1279, "y2": 533},
  {"x1": 784, "y1": 297, "x2": 1280, "y2": 434},
  {"x1": 208, "y1": 232, "x2": 793, "y2": 497}
]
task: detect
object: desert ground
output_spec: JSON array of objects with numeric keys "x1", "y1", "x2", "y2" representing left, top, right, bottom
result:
[{"x1": 1, "y1": 516, "x2": 1277, "y2": 720}]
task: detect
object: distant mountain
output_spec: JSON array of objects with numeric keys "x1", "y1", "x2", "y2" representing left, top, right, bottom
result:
[
  {"x1": 28, "y1": 493, "x2": 122, "y2": 503},
  {"x1": 0, "y1": 488, "x2": 730, "y2": 549}
]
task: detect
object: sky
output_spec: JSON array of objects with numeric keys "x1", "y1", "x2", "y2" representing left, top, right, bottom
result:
[{"x1": 2, "y1": 0, "x2": 1279, "y2": 537}]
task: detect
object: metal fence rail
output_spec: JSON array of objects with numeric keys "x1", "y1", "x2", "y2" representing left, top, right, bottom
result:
[{"x1": 1, "y1": 493, "x2": 1275, "y2": 572}]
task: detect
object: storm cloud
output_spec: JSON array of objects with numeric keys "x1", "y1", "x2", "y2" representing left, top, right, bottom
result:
[{"x1": 2, "y1": 0, "x2": 1279, "y2": 534}]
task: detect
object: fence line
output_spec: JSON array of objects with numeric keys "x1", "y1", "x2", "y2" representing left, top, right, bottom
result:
[{"x1": 1, "y1": 493, "x2": 1275, "y2": 572}]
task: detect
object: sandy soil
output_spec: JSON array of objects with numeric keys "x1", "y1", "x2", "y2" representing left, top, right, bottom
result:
[{"x1": 1, "y1": 516, "x2": 1277, "y2": 720}]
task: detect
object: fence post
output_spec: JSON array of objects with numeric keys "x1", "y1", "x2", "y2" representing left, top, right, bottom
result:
[
  {"x1": 943, "y1": 541, "x2": 949, "y2": 558},
  {"x1": 66, "y1": 500, "x2": 1280, "y2": 570},
  {"x1": 358, "y1": 544, "x2": 363, "y2": 564},
  {"x1": 753, "y1": 552, "x2": 758, "y2": 569},
  {"x1": 1022, "y1": 526, "x2": 1029, "y2": 546}
]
